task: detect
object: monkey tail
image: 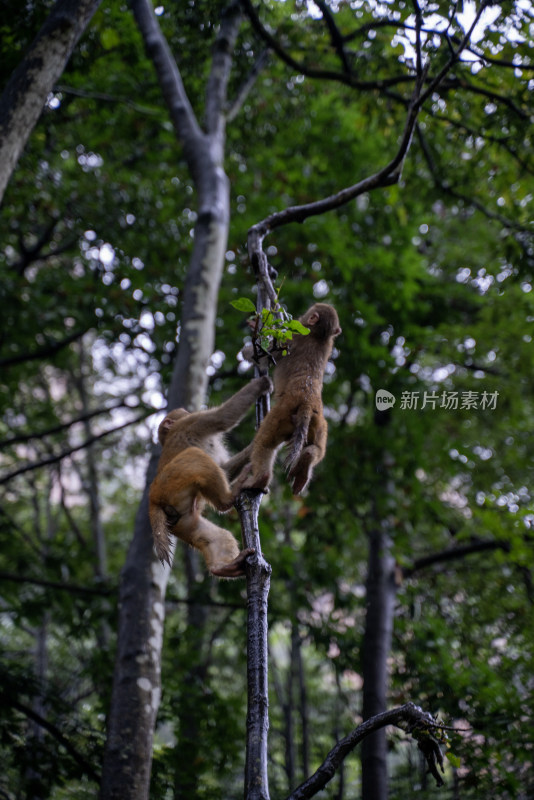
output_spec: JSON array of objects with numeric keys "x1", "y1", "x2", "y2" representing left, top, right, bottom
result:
[
  {"x1": 284, "y1": 406, "x2": 311, "y2": 472},
  {"x1": 151, "y1": 506, "x2": 174, "y2": 566}
]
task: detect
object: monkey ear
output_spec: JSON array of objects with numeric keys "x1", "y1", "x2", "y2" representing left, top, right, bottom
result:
[
  {"x1": 307, "y1": 312, "x2": 320, "y2": 326},
  {"x1": 158, "y1": 414, "x2": 182, "y2": 445}
]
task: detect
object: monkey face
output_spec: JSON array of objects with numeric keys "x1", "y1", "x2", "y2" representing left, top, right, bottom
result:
[{"x1": 301, "y1": 303, "x2": 342, "y2": 339}]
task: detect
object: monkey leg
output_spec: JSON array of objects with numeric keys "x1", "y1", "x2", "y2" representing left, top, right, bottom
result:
[
  {"x1": 240, "y1": 406, "x2": 294, "y2": 490},
  {"x1": 223, "y1": 441, "x2": 253, "y2": 482},
  {"x1": 288, "y1": 445, "x2": 322, "y2": 495},
  {"x1": 155, "y1": 447, "x2": 235, "y2": 513},
  {"x1": 288, "y1": 416, "x2": 327, "y2": 494},
  {"x1": 187, "y1": 516, "x2": 253, "y2": 578},
  {"x1": 210, "y1": 548, "x2": 255, "y2": 578},
  {"x1": 149, "y1": 447, "x2": 236, "y2": 566}
]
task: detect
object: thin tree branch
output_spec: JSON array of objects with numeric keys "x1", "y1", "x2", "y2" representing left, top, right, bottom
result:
[
  {"x1": 416, "y1": 123, "x2": 533, "y2": 235},
  {"x1": 404, "y1": 538, "x2": 511, "y2": 578},
  {"x1": 0, "y1": 411, "x2": 151, "y2": 484},
  {"x1": 428, "y1": 111, "x2": 533, "y2": 176},
  {"x1": 14, "y1": 216, "x2": 60, "y2": 274},
  {"x1": 0, "y1": 397, "x2": 143, "y2": 447},
  {"x1": 314, "y1": 0, "x2": 351, "y2": 75},
  {"x1": 5, "y1": 696, "x2": 100, "y2": 781},
  {"x1": 240, "y1": 0, "x2": 413, "y2": 93},
  {"x1": 247, "y1": 61, "x2": 429, "y2": 300},
  {"x1": 226, "y1": 49, "x2": 270, "y2": 122},
  {"x1": 445, "y1": 35, "x2": 534, "y2": 71},
  {"x1": 55, "y1": 83, "x2": 165, "y2": 115},
  {"x1": 0, "y1": 570, "x2": 251, "y2": 611},
  {"x1": 285, "y1": 702, "x2": 445, "y2": 799},
  {"x1": 0, "y1": 328, "x2": 87, "y2": 368},
  {"x1": 412, "y1": 0, "x2": 423, "y2": 81},
  {"x1": 235, "y1": 489, "x2": 272, "y2": 800},
  {"x1": 0, "y1": 570, "x2": 115, "y2": 596},
  {"x1": 441, "y1": 76, "x2": 530, "y2": 120},
  {"x1": 415, "y1": 0, "x2": 494, "y2": 110}
]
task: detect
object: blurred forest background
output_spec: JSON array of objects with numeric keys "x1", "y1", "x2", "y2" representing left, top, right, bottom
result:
[{"x1": 0, "y1": 0, "x2": 533, "y2": 798}]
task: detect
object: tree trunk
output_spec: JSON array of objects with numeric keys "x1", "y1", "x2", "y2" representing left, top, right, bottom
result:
[
  {"x1": 99, "y1": 186, "x2": 230, "y2": 798},
  {"x1": 99, "y1": 3, "x2": 242, "y2": 795},
  {"x1": 99, "y1": 482, "x2": 168, "y2": 800},
  {"x1": 361, "y1": 522, "x2": 397, "y2": 800},
  {"x1": 0, "y1": 0, "x2": 102, "y2": 205}
]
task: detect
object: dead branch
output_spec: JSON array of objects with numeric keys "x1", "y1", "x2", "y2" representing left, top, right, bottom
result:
[{"x1": 285, "y1": 702, "x2": 446, "y2": 799}]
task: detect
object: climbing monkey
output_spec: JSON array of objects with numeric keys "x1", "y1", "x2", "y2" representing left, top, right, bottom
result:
[
  {"x1": 237, "y1": 303, "x2": 341, "y2": 494},
  {"x1": 149, "y1": 375, "x2": 272, "y2": 576}
]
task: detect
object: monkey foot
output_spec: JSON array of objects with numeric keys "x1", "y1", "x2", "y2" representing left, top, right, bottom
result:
[
  {"x1": 289, "y1": 455, "x2": 314, "y2": 495},
  {"x1": 232, "y1": 468, "x2": 270, "y2": 496},
  {"x1": 241, "y1": 484, "x2": 270, "y2": 495},
  {"x1": 210, "y1": 548, "x2": 255, "y2": 578},
  {"x1": 240, "y1": 471, "x2": 271, "y2": 493}
]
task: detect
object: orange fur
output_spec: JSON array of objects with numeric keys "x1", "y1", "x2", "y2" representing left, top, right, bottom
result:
[{"x1": 149, "y1": 376, "x2": 271, "y2": 575}]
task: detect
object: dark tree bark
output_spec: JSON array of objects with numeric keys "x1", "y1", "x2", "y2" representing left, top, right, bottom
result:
[
  {"x1": 286, "y1": 702, "x2": 444, "y2": 800},
  {"x1": 235, "y1": 490, "x2": 272, "y2": 800},
  {"x1": 0, "y1": 0, "x2": 102, "y2": 205}
]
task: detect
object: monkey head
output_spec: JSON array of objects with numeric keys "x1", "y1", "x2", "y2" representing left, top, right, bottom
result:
[
  {"x1": 300, "y1": 303, "x2": 342, "y2": 340},
  {"x1": 158, "y1": 408, "x2": 190, "y2": 445}
]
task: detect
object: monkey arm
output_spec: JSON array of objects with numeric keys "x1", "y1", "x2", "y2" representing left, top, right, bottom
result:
[
  {"x1": 184, "y1": 515, "x2": 253, "y2": 578},
  {"x1": 223, "y1": 442, "x2": 253, "y2": 481},
  {"x1": 187, "y1": 376, "x2": 272, "y2": 438},
  {"x1": 236, "y1": 403, "x2": 295, "y2": 491}
]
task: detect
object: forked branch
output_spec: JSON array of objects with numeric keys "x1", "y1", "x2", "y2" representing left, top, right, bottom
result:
[
  {"x1": 247, "y1": 61, "x2": 428, "y2": 303},
  {"x1": 245, "y1": 0, "x2": 490, "y2": 303}
]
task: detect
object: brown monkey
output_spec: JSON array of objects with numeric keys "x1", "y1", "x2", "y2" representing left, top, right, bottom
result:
[
  {"x1": 149, "y1": 376, "x2": 272, "y2": 576},
  {"x1": 237, "y1": 303, "x2": 341, "y2": 495}
]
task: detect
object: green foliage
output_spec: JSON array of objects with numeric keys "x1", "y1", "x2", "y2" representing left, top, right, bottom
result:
[{"x1": 231, "y1": 295, "x2": 310, "y2": 357}]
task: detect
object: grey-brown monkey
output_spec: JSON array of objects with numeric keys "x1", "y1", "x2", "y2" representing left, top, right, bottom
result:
[
  {"x1": 149, "y1": 376, "x2": 272, "y2": 576},
  {"x1": 237, "y1": 303, "x2": 341, "y2": 494}
]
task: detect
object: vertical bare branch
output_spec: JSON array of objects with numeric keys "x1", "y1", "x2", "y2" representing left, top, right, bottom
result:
[
  {"x1": 226, "y1": 49, "x2": 270, "y2": 123},
  {"x1": 235, "y1": 490, "x2": 272, "y2": 800}
]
